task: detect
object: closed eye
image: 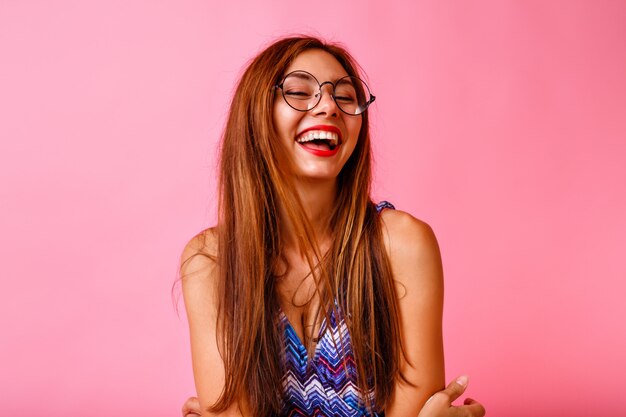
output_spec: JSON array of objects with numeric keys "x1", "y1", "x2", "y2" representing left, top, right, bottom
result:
[
  {"x1": 334, "y1": 95, "x2": 355, "y2": 103},
  {"x1": 285, "y1": 91, "x2": 312, "y2": 99}
]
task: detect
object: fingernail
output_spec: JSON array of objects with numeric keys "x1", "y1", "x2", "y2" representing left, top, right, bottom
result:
[{"x1": 456, "y1": 375, "x2": 469, "y2": 386}]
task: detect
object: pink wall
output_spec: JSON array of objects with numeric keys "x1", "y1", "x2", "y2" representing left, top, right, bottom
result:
[{"x1": 1, "y1": 1, "x2": 624, "y2": 416}]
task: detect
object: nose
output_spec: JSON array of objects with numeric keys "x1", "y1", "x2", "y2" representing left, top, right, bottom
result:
[{"x1": 313, "y1": 83, "x2": 339, "y2": 117}]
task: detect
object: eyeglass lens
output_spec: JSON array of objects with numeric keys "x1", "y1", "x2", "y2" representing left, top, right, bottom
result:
[{"x1": 281, "y1": 71, "x2": 372, "y2": 115}]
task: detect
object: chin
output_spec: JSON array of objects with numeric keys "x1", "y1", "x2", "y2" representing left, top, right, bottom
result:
[{"x1": 295, "y1": 169, "x2": 341, "y2": 182}]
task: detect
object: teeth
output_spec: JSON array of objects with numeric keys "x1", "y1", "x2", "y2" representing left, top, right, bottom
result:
[{"x1": 296, "y1": 130, "x2": 339, "y2": 146}]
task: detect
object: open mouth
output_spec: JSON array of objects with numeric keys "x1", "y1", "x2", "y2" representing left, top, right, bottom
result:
[{"x1": 295, "y1": 130, "x2": 340, "y2": 151}]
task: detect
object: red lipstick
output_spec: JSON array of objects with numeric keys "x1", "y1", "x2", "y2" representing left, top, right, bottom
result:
[
  {"x1": 299, "y1": 145, "x2": 340, "y2": 157},
  {"x1": 296, "y1": 125, "x2": 342, "y2": 157}
]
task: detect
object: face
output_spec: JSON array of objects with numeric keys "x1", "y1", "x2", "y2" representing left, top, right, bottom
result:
[{"x1": 273, "y1": 49, "x2": 363, "y2": 182}]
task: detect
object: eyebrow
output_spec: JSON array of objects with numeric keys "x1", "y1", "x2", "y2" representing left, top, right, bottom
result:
[
  {"x1": 335, "y1": 77, "x2": 354, "y2": 86},
  {"x1": 284, "y1": 71, "x2": 353, "y2": 85},
  {"x1": 287, "y1": 72, "x2": 314, "y2": 81}
]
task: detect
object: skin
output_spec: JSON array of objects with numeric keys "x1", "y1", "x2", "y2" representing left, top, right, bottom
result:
[
  {"x1": 273, "y1": 49, "x2": 362, "y2": 183},
  {"x1": 181, "y1": 49, "x2": 486, "y2": 417},
  {"x1": 183, "y1": 377, "x2": 486, "y2": 417}
]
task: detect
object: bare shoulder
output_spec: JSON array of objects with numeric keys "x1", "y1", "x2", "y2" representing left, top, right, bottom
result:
[
  {"x1": 180, "y1": 227, "x2": 219, "y2": 311},
  {"x1": 180, "y1": 227, "x2": 218, "y2": 279},
  {"x1": 379, "y1": 209, "x2": 442, "y2": 276}
]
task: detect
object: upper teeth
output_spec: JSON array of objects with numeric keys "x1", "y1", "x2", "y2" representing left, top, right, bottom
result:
[{"x1": 296, "y1": 130, "x2": 339, "y2": 146}]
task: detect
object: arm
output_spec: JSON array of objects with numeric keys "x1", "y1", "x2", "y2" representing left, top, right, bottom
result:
[
  {"x1": 180, "y1": 220, "x2": 485, "y2": 417},
  {"x1": 182, "y1": 377, "x2": 486, "y2": 417},
  {"x1": 380, "y1": 210, "x2": 445, "y2": 416},
  {"x1": 181, "y1": 230, "x2": 249, "y2": 417}
]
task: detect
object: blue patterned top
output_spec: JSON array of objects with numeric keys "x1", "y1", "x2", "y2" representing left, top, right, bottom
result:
[{"x1": 278, "y1": 201, "x2": 394, "y2": 417}]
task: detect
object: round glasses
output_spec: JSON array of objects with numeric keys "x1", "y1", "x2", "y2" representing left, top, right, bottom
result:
[{"x1": 275, "y1": 70, "x2": 375, "y2": 116}]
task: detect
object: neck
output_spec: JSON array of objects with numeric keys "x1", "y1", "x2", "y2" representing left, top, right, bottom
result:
[{"x1": 279, "y1": 177, "x2": 337, "y2": 254}]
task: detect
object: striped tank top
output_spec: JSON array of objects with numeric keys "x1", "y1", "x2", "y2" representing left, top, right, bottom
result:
[{"x1": 278, "y1": 201, "x2": 394, "y2": 417}]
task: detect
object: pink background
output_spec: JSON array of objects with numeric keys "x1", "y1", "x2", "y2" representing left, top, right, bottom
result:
[{"x1": 1, "y1": 1, "x2": 625, "y2": 416}]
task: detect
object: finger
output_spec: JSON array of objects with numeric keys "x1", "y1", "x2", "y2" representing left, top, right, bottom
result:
[
  {"x1": 424, "y1": 375, "x2": 469, "y2": 408},
  {"x1": 457, "y1": 398, "x2": 486, "y2": 417},
  {"x1": 444, "y1": 375, "x2": 469, "y2": 403},
  {"x1": 182, "y1": 407, "x2": 201, "y2": 417},
  {"x1": 181, "y1": 397, "x2": 201, "y2": 417}
]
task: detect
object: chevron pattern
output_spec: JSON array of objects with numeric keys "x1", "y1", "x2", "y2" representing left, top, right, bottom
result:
[
  {"x1": 278, "y1": 202, "x2": 393, "y2": 416},
  {"x1": 279, "y1": 308, "x2": 383, "y2": 417}
]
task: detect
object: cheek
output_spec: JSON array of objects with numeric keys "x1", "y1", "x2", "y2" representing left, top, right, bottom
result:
[
  {"x1": 344, "y1": 119, "x2": 362, "y2": 157},
  {"x1": 347, "y1": 121, "x2": 363, "y2": 150},
  {"x1": 347, "y1": 116, "x2": 362, "y2": 138},
  {"x1": 273, "y1": 104, "x2": 298, "y2": 140},
  {"x1": 272, "y1": 104, "x2": 282, "y2": 134}
]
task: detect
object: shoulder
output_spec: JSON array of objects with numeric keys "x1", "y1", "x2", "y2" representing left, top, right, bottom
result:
[
  {"x1": 379, "y1": 209, "x2": 441, "y2": 265},
  {"x1": 180, "y1": 227, "x2": 219, "y2": 308},
  {"x1": 379, "y1": 209, "x2": 443, "y2": 294},
  {"x1": 180, "y1": 227, "x2": 218, "y2": 274}
]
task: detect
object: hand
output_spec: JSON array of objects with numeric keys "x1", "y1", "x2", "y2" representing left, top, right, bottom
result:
[
  {"x1": 181, "y1": 396, "x2": 201, "y2": 417},
  {"x1": 418, "y1": 375, "x2": 486, "y2": 417}
]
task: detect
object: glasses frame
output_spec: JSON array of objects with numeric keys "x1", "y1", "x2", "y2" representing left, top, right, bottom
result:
[{"x1": 274, "y1": 70, "x2": 376, "y2": 116}]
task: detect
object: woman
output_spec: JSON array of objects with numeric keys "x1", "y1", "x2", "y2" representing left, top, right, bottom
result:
[{"x1": 180, "y1": 36, "x2": 485, "y2": 417}]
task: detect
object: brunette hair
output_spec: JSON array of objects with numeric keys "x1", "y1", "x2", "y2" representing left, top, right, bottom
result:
[{"x1": 187, "y1": 36, "x2": 404, "y2": 415}]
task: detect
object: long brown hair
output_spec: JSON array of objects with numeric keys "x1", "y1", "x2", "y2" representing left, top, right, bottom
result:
[{"x1": 189, "y1": 36, "x2": 404, "y2": 415}]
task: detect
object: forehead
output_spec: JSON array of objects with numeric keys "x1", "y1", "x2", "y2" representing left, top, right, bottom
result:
[{"x1": 283, "y1": 49, "x2": 349, "y2": 81}]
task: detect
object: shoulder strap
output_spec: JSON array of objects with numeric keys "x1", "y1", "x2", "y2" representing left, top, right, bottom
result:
[{"x1": 375, "y1": 200, "x2": 395, "y2": 213}]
